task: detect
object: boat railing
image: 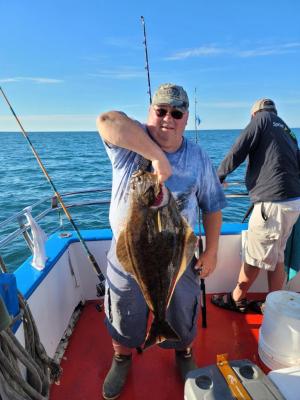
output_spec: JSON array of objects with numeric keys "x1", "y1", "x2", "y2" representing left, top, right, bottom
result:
[
  {"x1": 0, "y1": 183, "x2": 248, "y2": 272},
  {"x1": 0, "y1": 187, "x2": 113, "y2": 271},
  {"x1": 1, "y1": 187, "x2": 112, "y2": 239}
]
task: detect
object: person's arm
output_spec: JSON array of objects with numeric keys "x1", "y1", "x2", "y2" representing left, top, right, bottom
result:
[
  {"x1": 97, "y1": 111, "x2": 172, "y2": 182},
  {"x1": 217, "y1": 120, "x2": 260, "y2": 183},
  {"x1": 194, "y1": 210, "x2": 222, "y2": 278}
]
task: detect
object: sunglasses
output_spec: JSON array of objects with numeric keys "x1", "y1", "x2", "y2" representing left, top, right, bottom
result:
[{"x1": 154, "y1": 108, "x2": 184, "y2": 120}]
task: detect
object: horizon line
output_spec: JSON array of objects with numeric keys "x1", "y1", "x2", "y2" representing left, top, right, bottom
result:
[{"x1": 1, "y1": 127, "x2": 300, "y2": 133}]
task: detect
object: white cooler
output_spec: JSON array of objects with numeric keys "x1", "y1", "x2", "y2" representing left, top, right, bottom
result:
[{"x1": 268, "y1": 366, "x2": 300, "y2": 400}]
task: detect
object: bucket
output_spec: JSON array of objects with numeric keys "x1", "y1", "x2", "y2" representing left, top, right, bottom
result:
[{"x1": 258, "y1": 290, "x2": 300, "y2": 370}]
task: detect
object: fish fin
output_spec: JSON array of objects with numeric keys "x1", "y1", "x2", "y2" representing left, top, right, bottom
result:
[
  {"x1": 116, "y1": 230, "x2": 135, "y2": 275},
  {"x1": 143, "y1": 318, "x2": 181, "y2": 350},
  {"x1": 166, "y1": 220, "x2": 197, "y2": 308},
  {"x1": 182, "y1": 220, "x2": 198, "y2": 267},
  {"x1": 116, "y1": 231, "x2": 155, "y2": 313}
]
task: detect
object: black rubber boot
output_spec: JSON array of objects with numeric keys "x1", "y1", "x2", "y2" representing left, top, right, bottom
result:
[
  {"x1": 102, "y1": 354, "x2": 132, "y2": 400},
  {"x1": 175, "y1": 348, "x2": 198, "y2": 382}
]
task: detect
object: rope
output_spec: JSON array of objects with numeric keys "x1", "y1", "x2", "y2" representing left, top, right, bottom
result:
[{"x1": 0, "y1": 293, "x2": 61, "y2": 399}]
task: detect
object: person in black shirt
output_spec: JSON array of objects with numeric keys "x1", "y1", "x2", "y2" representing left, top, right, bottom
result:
[{"x1": 211, "y1": 98, "x2": 300, "y2": 313}]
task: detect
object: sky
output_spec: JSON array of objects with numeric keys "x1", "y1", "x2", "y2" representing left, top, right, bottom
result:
[{"x1": 0, "y1": 0, "x2": 300, "y2": 131}]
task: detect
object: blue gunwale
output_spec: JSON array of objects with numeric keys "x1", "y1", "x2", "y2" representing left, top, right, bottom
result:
[
  {"x1": 14, "y1": 229, "x2": 112, "y2": 300},
  {"x1": 14, "y1": 223, "x2": 248, "y2": 301}
]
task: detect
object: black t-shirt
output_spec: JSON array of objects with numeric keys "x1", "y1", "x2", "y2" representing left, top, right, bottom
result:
[{"x1": 217, "y1": 111, "x2": 300, "y2": 203}]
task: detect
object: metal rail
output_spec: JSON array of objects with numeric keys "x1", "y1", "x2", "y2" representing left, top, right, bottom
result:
[
  {"x1": 0, "y1": 185, "x2": 248, "y2": 252},
  {"x1": 0, "y1": 188, "x2": 111, "y2": 250},
  {"x1": 0, "y1": 188, "x2": 111, "y2": 229}
]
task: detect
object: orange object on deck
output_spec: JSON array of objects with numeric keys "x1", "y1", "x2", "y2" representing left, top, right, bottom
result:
[{"x1": 217, "y1": 353, "x2": 252, "y2": 400}]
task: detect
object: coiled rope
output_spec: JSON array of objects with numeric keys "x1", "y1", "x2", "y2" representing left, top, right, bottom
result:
[{"x1": 0, "y1": 293, "x2": 61, "y2": 400}]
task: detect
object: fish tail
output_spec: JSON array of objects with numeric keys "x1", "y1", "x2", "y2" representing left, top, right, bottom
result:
[{"x1": 143, "y1": 318, "x2": 181, "y2": 349}]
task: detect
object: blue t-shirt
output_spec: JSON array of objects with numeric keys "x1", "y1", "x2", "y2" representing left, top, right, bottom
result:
[{"x1": 103, "y1": 131, "x2": 226, "y2": 237}]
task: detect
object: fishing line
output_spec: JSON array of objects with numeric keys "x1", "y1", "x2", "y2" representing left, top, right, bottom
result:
[
  {"x1": 141, "y1": 16, "x2": 152, "y2": 104},
  {"x1": 0, "y1": 86, "x2": 106, "y2": 298}
]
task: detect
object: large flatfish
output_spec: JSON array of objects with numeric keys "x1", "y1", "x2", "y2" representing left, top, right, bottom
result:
[{"x1": 116, "y1": 170, "x2": 197, "y2": 349}]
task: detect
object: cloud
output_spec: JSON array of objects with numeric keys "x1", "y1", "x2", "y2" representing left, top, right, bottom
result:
[
  {"x1": 278, "y1": 99, "x2": 300, "y2": 105},
  {"x1": 82, "y1": 54, "x2": 109, "y2": 62},
  {"x1": 238, "y1": 43, "x2": 300, "y2": 57},
  {"x1": 0, "y1": 77, "x2": 63, "y2": 84},
  {"x1": 166, "y1": 42, "x2": 300, "y2": 60},
  {"x1": 198, "y1": 98, "x2": 300, "y2": 110},
  {"x1": 0, "y1": 114, "x2": 94, "y2": 122},
  {"x1": 104, "y1": 37, "x2": 141, "y2": 51},
  {"x1": 90, "y1": 67, "x2": 144, "y2": 80},
  {"x1": 283, "y1": 42, "x2": 300, "y2": 48},
  {"x1": 165, "y1": 46, "x2": 227, "y2": 60},
  {"x1": 1, "y1": 111, "x2": 142, "y2": 122},
  {"x1": 0, "y1": 114, "x2": 98, "y2": 132},
  {"x1": 200, "y1": 101, "x2": 250, "y2": 109}
]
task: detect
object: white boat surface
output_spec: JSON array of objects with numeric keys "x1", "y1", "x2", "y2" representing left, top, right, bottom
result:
[{"x1": 0, "y1": 188, "x2": 299, "y2": 399}]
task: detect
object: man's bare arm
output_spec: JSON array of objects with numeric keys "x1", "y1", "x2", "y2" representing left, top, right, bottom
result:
[{"x1": 97, "y1": 111, "x2": 171, "y2": 182}]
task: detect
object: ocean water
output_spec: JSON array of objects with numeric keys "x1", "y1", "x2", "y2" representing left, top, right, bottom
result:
[{"x1": 0, "y1": 128, "x2": 299, "y2": 272}]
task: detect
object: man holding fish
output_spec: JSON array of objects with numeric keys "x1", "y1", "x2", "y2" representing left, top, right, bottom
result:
[{"x1": 97, "y1": 83, "x2": 226, "y2": 400}]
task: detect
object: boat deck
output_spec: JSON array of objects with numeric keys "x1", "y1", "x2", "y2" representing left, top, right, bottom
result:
[{"x1": 50, "y1": 294, "x2": 268, "y2": 400}]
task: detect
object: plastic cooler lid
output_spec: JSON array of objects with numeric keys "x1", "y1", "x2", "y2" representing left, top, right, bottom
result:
[
  {"x1": 268, "y1": 366, "x2": 300, "y2": 400},
  {"x1": 265, "y1": 290, "x2": 300, "y2": 318}
]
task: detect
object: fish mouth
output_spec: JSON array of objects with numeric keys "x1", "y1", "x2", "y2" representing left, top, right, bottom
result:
[
  {"x1": 130, "y1": 170, "x2": 169, "y2": 208},
  {"x1": 152, "y1": 185, "x2": 163, "y2": 206},
  {"x1": 150, "y1": 185, "x2": 169, "y2": 208}
]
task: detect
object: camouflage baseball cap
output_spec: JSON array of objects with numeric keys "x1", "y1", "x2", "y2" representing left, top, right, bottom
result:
[
  {"x1": 251, "y1": 98, "x2": 277, "y2": 115},
  {"x1": 152, "y1": 83, "x2": 189, "y2": 112}
]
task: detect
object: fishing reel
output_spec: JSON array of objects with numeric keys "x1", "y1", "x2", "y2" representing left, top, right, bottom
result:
[
  {"x1": 96, "y1": 277, "x2": 106, "y2": 298},
  {"x1": 95, "y1": 277, "x2": 106, "y2": 312}
]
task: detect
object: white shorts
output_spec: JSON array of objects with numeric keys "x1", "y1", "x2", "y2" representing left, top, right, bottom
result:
[{"x1": 243, "y1": 200, "x2": 300, "y2": 271}]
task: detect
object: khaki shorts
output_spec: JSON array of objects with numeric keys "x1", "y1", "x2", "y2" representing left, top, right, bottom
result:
[{"x1": 243, "y1": 200, "x2": 300, "y2": 271}]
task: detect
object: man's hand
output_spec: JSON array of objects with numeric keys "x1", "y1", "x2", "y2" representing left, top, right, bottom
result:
[
  {"x1": 152, "y1": 157, "x2": 172, "y2": 183},
  {"x1": 194, "y1": 250, "x2": 217, "y2": 278}
]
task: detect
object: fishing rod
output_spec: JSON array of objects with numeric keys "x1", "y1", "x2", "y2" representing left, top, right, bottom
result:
[
  {"x1": 141, "y1": 16, "x2": 152, "y2": 104},
  {"x1": 193, "y1": 89, "x2": 207, "y2": 326},
  {"x1": 193, "y1": 88, "x2": 207, "y2": 327},
  {"x1": 196, "y1": 209, "x2": 207, "y2": 328},
  {"x1": 0, "y1": 86, "x2": 106, "y2": 298}
]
